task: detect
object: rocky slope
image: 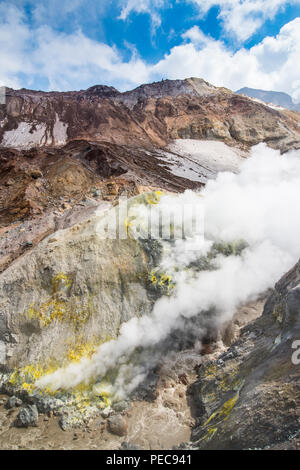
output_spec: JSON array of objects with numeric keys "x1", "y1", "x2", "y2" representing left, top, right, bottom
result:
[
  {"x1": 0, "y1": 197, "x2": 155, "y2": 372},
  {"x1": 0, "y1": 77, "x2": 299, "y2": 278},
  {"x1": 1, "y1": 78, "x2": 299, "y2": 152},
  {"x1": 0, "y1": 140, "x2": 206, "y2": 273},
  {"x1": 0, "y1": 77, "x2": 299, "y2": 450},
  {"x1": 187, "y1": 259, "x2": 300, "y2": 450}
]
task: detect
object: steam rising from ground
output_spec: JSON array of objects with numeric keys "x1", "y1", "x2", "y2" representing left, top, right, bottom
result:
[{"x1": 37, "y1": 143, "x2": 300, "y2": 397}]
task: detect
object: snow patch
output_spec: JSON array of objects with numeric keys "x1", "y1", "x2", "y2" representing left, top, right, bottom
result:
[
  {"x1": 1, "y1": 122, "x2": 46, "y2": 148},
  {"x1": 1, "y1": 114, "x2": 68, "y2": 149},
  {"x1": 157, "y1": 139, "x2": 247, "y2": 183},
  {"x1": 53, "y1": 114, "x2": 68, "y2": 145}
]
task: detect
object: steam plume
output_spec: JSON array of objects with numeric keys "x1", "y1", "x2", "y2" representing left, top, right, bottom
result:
[{"x1": 37, "y1": 143, "x2": 300, "y2": 396}]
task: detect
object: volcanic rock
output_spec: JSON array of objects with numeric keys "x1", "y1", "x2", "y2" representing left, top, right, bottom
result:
[
  {"x1": 188, "y1": 259, "x2": 300, "y2": 450},
  {"x1": 15, "y1": 405, "x2": 38, "y2": 427},
  {"x1": 6, "y1": 396, "x2": 22, "y2": 409},
  {"x1": 1, "y1": 78, "x2": 299, "y2": 151},
  {"x1": 107, "y1": 414, "x2": 128, "y2": 437}
]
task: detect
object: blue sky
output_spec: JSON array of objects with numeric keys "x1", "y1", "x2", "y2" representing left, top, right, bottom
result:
[{"x1": 0, "y1": 1, "x2": 300, "y2": 100}]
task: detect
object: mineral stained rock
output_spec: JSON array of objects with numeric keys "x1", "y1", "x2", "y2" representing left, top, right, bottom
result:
[
  {"x1": 1, "y1": 78, "x2": 299, "y2": 152},
  {"x1": 0, "y1": 193, "x2": 163, "y2": 374},
  {"x1": 189, "y1": 259, "x2": 300, "y2": 450},
  {"x1": 15, "y1": 405, "x2": 39, "y2": 428},
  {"x1": 0, "y1": 77, "x2": 299, "y2": 448}
]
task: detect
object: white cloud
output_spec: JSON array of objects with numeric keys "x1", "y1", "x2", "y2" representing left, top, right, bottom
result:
[
  {"x1": 0, "y1": 3, "x2": 300, "y2": 101},
  {"x1": 0, "y1": 5, "x2": 149, "y2": 92},
  {"x1": 31, "y1": 0, "x2": 83, "y2": 23},
  {"x1": 0, "y1": 3, "x2": 33, "y2": 88},
  {"x1": 188, "y1": 0, "x2": 300, "y2": 41},
  {"x1": 118, "y1": 0, "x2": 168, "y2": 28},
  {"x1": 12, "y1": 0, "x2": 111, "y2": 26},
  {"x1": 32, "y1": 26, "x2": 149, "y2": 91},
  {"x1": 151, "y1": 19, "x2": 300, "y2": 101},
  {"x1": 119, "y1": 0, "x2": 300, "y2": 41}
]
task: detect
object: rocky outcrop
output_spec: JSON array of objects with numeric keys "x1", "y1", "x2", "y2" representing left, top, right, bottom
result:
[
  {"x1": 0, "y1": 194, "x2": 163, "y2": 373},
  {"x1": 0, "y1": 140, "x2": 201, "y2": 227},
  {"x1": 15, "y1": 405, "x2": 39, "y2": 428},
  {"x1": 1, "y1": 78, "x2": 299, "y2": 152},
  {"x1": 114, "y1": 78, "x2": 219, "y2": 108},
  {"x1": 107, "y1": 414, "x2": 128, "y2": 437},
  {"x1": 188, "y1": 259, "x2": 300, "y2": 450},
  {"x1": 0, "y1": 139, "x2": 206, "y2": 273}
]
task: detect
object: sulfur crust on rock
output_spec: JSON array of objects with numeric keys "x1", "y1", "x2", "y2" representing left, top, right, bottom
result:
[
  {"x1": 26, "y1": 273, "x2": 92, "y2": 330},
  {"x1": 7, "y1": 335, "x2": 115, "y2": 410}
]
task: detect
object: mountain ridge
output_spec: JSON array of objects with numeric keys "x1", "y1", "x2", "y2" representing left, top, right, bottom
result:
[
  {"x1": 236, "y1": 86, "x2": 300, "y2": 112},
  {"x1": 4, "y1": 77, "x2": 221, "y2": 97},
  {"x1": 1, "y1": 77, "x2": 300, "y2": 152}
]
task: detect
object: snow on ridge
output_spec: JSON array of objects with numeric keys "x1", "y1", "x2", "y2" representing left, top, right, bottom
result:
[{"x1": 242, "y1": 95, "x2": 286, "y2": 111}]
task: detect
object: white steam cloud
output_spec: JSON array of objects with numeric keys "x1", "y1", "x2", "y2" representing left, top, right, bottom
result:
[{"x1": 37, "y1": 143, "x2": 300, "y2": 397}]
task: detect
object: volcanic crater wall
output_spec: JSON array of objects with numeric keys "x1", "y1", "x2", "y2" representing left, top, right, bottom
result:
[
  {"x1": 0, "y1": 199, "x2": 156, "y2": 373},
  {"x1": 1, "y1": 78, "x2": 299, "y2": 152}
]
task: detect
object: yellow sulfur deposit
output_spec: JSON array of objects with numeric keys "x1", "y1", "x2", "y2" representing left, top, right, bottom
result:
[
  {"x1": 145, "y1": 190, "x2": 163, "y2": 205},
  {"x1": 203, "y1": 363, "x2": 217, "y2": 379},
  {"x1": 67, "y1": 343, "x2": 96, "y2": 363},
  {"x1": 26, "y1": 274, "x2": 92, "y2": 329},
  {"x1": 92, "y1": 381, "x2": 113, "y2": 408},
  {"x1": 203, "y1": 426, "x2": 218, "y2": 441},
  {"x1": 8, "y1": 336, "x2": 115, "y2": 413},
  {"x1": 218, "y1": 393, "x2": 239, "y2": 420},
  {"x1": 27, "y1": 299, "x2": 91, "y2": 329},
  {"x1": 204, "y1": 392, "x2": 239, "y2": 427},
  {"x1": 149, "y1": 269, "x2": 175, "y2": 295},
  {"x1": 9, "y1": 364, "x2": 57, "y2": 395},
  {"x1": 51, "y1": 273, "x2": 72, "y2": 293}
]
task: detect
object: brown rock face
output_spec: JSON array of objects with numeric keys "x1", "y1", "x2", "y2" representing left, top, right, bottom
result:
[
  {"x1": 0, "y1": 139, "x2": 202, "y2": 273},
  {"x1": 0, "y1": 78, "x2": 299, "y2": 151},
  {"x1": 0, "y1": 140, "x2": 200, "y2": 225},
  {"x1": 0, "y1": 78, "x2": 299, "y2": 274},
  {"x1": 107, "y1": 414, "x2": 128, "y2": 437}
]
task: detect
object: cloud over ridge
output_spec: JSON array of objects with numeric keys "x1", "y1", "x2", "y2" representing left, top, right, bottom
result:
[{"x1": 0, "y1": 1, "x2": 299, "y2": 99}]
